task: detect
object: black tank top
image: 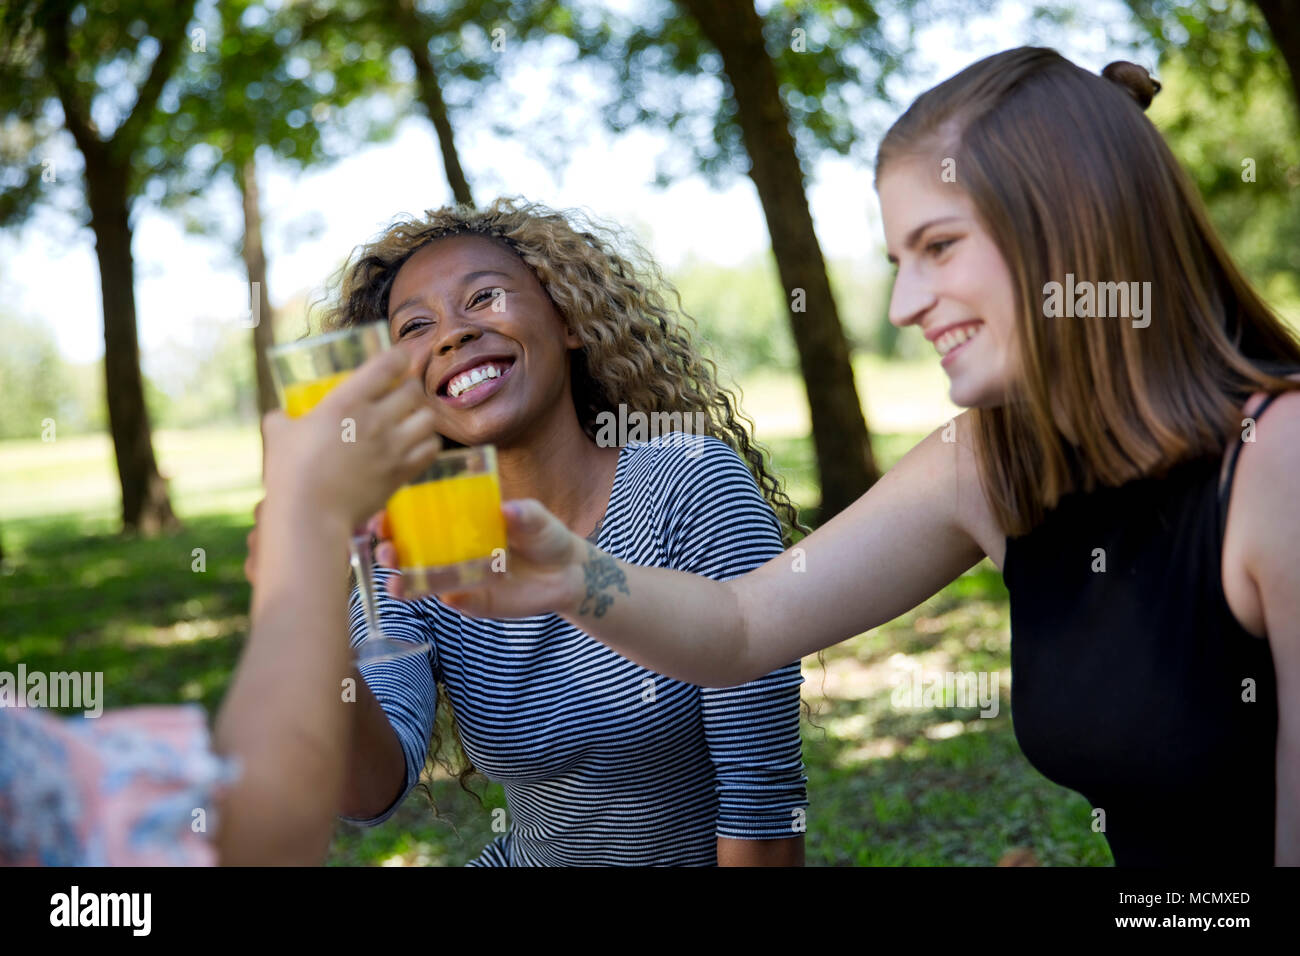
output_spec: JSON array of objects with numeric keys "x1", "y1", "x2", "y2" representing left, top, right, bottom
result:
[{"x1": 1003, "y1": 394, "x2": 1282, "y2": 866}]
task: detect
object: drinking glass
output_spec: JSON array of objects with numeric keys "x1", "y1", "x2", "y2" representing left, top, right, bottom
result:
[{"x1": 386, "y1": 446, "x2": 507, "y2": 596}]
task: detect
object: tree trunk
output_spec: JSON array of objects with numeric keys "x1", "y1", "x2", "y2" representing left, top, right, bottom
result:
[
  {"x1": 84, "y1": 160, "x2": 179, "y2": 535},
  {"x1": 239, "y1": 156, "x2": 278, "y2": 418},
  {"x1": 394, "y1": 0, "x2": 475, "y2": 206},
  {"x1": 679, "y1": 0, "x2": 878, "y2": 519},
  {"x1": 1255, "y1": 0, "x2": 1300, "y2": 110}
]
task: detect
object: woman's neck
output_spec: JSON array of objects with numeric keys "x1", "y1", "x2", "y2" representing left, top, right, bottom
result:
[{"x1": 495, "y1": 407, "x2": 621, "y2": 537}]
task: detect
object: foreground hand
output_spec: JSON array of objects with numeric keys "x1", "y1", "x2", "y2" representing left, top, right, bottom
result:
[
  {"x1": 378, "y1": 498, "x2": 587, "y2": 619},
  {"x1": 261, "y1": 348, "x2": 442, "y2": 530}
]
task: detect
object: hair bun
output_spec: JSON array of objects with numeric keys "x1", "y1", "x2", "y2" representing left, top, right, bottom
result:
[{"x1": 1101, "y1": 61, "x2": 1161, "y2": 110}]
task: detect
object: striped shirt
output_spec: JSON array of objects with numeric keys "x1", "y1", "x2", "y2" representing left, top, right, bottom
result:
[{"x1": 341, "y1": 431, "x2": 808, "y2": 865}]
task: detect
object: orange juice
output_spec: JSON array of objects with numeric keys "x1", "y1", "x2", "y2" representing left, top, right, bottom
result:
[
  {"x1": 282, "y1": 370, "x2": 352, "y2": 418},
  {"x1": 387, "y1": 472, "x2": 506, "y2": 573}
]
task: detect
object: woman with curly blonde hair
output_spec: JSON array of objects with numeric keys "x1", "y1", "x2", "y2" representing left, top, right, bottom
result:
[{"x1": 257, "y1": 197, "x2": 810, "y2": 866}]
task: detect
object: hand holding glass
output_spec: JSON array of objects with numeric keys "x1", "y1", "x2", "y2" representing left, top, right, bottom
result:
[
  {"x1": 387, "y1": 445, "x2": 506, "y2": 596},
  {"x1": 269, "y1": 323, "x2": 427, "y2": 663},
  {"x1": 268, "y1": 323, "x2": 508, "y2": 660}
]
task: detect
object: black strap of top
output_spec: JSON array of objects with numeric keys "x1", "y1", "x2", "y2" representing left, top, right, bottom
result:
[{"x1": 1217, "y1": 391, "x2": 1285, "y2": 542}]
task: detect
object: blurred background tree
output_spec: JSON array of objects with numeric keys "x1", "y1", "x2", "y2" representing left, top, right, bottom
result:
[
  {"x1": 386, "y1": 0, "x2": 490, "y2": 205},
  {"x1": 550, "y1": 0, "x2": 940, "y2": 517},
  {"x1": 0, "y1": 0, "x2": 197, "y2": 534},
  {"x1": 1126, "y1": 0, "x2": 1300, "y2": 309},
  {"x1": 152, "y1": 0, "x2": 405, "y2": 418},
  {"x1": 0, "y1": 308, "x2": 88, "y2": 440},
  {"x1": 1128, "y1": 0, "x2": 1300, "y2": 106}
]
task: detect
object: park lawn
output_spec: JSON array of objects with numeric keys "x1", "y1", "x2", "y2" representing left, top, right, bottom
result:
[{"x1": 0, "y1": 381, "x2": 1108, "y2": 866}]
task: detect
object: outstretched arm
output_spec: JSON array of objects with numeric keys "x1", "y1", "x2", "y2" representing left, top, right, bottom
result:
[
  {"x1": 439, "y1": 417, "x2": 990, "y2": 687},
  {"x1": 215, "y1": 349, "x2": 440, "y2": 864}
]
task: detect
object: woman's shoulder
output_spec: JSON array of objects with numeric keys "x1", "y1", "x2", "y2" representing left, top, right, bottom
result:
[
  {"x1": 625, "y1": 429, "x2": 734, "y2": 461},
  {"x1": 620, "y1": 430, "x2": 754, "y2": 491},
  {"x1": 1221, "y1": 378, "x2": 1300, "y2": 484},
  {"x1": 1220, "y1": 382, "x2": 1300, "y2": 638},
  {"x1": 623, "y1": 431, "x2": 784, "y2": 566},
  {"x1": 1226, "y1": 384, "x2": 1300, "y2": 500}
]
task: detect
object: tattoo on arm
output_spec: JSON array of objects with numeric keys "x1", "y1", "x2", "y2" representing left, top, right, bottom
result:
[{"x1": 577, "y1": 543, "x2": 630, "y2": 618}]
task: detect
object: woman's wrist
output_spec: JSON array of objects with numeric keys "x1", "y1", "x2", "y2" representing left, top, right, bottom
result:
[
  {"x1": 561, "y1": 534, "x2": 590, "y2": 618},
  {"x1": 258, "y1": 494, "x2": 353, "y2": 572},
  {"x1": 562, "y1": 537, "x2": 630, "y2": 621}
]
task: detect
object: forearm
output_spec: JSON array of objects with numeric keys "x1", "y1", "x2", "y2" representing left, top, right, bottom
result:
[
  {"x1": 557, "y1": 542, "x2": 759, "y2": 687},
  {"x1": 486, "y1": 425, "x2": 984, "y2": 687},
  {"x1": 214, "y1": 502, "x2": 354, "y2": 865},
  {"x1": 339, "y1": 674, "x2": 408, "y2": 819},
  {"x1": 556, "y1": 504, "x2": 977, "y2": 688},
  {"x1": 717, "y1": 835, "x2": 805, "y2": 867}
]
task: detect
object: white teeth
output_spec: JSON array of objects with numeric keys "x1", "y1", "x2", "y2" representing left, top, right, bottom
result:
[
  {"x1": 448, "y1": 362, "x2": 507, "y2": 397},
  {"x1": 935, "y1": 324, "x2": 981, "y2": 357}
]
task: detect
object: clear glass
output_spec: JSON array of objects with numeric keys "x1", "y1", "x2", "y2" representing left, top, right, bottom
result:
[
  {"x1": 386, "y1": 446, "x2": 507, "y2": 596},
  {"x1": 267, "y1": 322, "x2": 430, "y2": 663}
]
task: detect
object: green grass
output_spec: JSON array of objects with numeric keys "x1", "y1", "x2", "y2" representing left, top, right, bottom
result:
[
  {"x1": 798, "y1": 562, "x2": 1111, "y2": 866},
  {"x1": 0, "y1": 367, "x2": 1109, "y2": 867},
  {"x1": 1, "y1": 426, "x2": 264, "y2": 520},
  {"x1": 2, "y1": 511, "x2": 252, "y2": 714}
]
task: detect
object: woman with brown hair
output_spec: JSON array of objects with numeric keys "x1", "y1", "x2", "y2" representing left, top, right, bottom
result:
[
  {"x1": 435, "y1": 48, "x2": 1300, "y2": 866},
  {"x1": 248, "y1": 199, "x2": 810, "y2": 865}
]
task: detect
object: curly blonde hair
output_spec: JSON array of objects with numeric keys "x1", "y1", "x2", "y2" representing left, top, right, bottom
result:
[{"x1": 324, "y1": 197, "x2": 812, "y2": 804}]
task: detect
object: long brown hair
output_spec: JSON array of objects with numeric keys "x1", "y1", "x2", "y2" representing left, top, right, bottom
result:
[
  {"x1": 324, "y1": 198, "x2": 814, "y2": 805},
  {"x1": 876, "y1": 47, "x2": 1300, "y2": 536}
]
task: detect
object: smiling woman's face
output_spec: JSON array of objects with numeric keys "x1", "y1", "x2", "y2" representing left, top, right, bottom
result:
[
  {"x1": 386, "y1": 234, "x2": 581, "y2": 447},
  {"x1": 879, "y1": 158, "x2": 1020, "y2": 408}
]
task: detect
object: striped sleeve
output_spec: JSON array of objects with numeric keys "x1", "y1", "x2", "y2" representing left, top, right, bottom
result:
[
  {"x1": 337, "y1": 566, "x2": 440, "y2": 827},
  {"x1": 653, "y1": 434, "x2": 810, "y2": 840}
]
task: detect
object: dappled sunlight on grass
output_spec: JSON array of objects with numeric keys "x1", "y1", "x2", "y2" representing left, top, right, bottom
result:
[
  {"x1": 77, "y1": 556, "x2": 132, "y2": 588},
  {"x1": 117, "y1": 614, "x2": 248, "y2": 648},
  {"x1": 1, "y1": 510, "x2": 253, "y2": 715},
  {"x1": 327, "y1": 777, "x2": 508, "y2": 867},
  {"x1": 1, "y1": 427, "x2": 263, "y2": 521},
  {"x1": 796, "y1": 555, "x2": 1108, "y2": 866}
]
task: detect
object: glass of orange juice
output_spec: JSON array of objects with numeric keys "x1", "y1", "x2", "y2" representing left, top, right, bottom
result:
[
  {"x1": 387, "y1": 446, "x2": 507, "y2": 596},
  {"x1": 269, "y1": 323, "x2": 390, "y2": 417},
  {"x1": 268, "y1": 322, "x2": 430, "y2": 663}
]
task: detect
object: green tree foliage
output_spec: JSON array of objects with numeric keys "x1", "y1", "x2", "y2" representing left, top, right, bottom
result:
[
  {"x1": 1130, "y1": 1, "x2": 1300, "y2": 311},
  {"x1": 0, "y1": 310, "x2": 72, "y2": 440},
  {"x1": 0, "y1": 309, "x2": 109, "y2": 440},
  {"x1": 150, "y1": 0, "x2": 404, "y2": 225},
  {"x1": 1153, "y1": 56, "x2": 1300, "y2": 309},
  {"x1": 145, "y1": 322, "x2": 258, "y2": 429},
  {"x1": 153, "y1": 0, "x2": 410, "y2": 417},
  {"x1": 557, "y1": 0, "x2": 968, "y2": 183}
]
